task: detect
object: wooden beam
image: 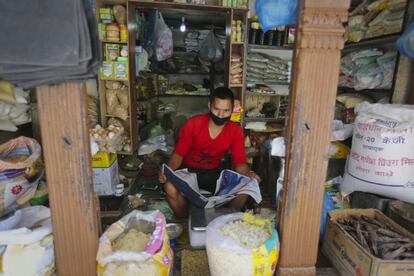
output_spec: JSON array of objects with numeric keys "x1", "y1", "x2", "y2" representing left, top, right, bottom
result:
[
  {"x1": 277, "y1": 1, "x2": 350, "y2": 275},
  {"x1": 37, "y1": 82, "x2": 99, "y2": 276}
]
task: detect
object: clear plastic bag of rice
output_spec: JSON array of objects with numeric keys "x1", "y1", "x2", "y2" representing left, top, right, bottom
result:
[{"x1": 206, "y1": 212, "x2": 280, "y2": 276}]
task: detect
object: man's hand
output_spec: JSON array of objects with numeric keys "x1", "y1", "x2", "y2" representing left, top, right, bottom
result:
[
  {"x1": 233, "y1": 163, "x2": 261, "y2": 182},
  {"x1": 159, "y1": 170, "x2": 167, "y2": 184},
  {"x1": 246, "y1": 170, "x2": 261, "y2": 182}
]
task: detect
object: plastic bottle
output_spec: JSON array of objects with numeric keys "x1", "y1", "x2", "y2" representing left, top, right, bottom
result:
[
  {"x1": 249, "y1": 16, "x2": 259, "y2": 44},
  {"x1": 276, "y1": 26, "x2": 286, "y2": 46},
  {"x1": 257, "y1": 23, "x2": 265, "y2": 45}
]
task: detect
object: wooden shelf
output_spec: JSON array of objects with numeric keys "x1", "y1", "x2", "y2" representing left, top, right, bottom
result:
[
  {"x1": 138, "y1": 94, "x2": 209, "y2": 101},
  {"x1": 338, "y1": 87, "x2": 392, "y2": 93},
  {"x1": 229, "y1": 83, "x2": 243, "y2": 88},
  {"x1": 117, "y1": 151, "x2": 133, "y2": 155},
  {"x1": 231, "y1": 41, "x2": 245, "y2": 45},
  {"x1": 100, "y1": 77, "x2": 128, "y2": 81},
  {"x1": 105, "y1": 114, "x2": 130, "y2": 118},
  {"x1": 246, "y1": 91, "x2": 285, "y2": 97},
  {"x1": 100, "y1": 40, "x2": 127, "y2": 44},
  {"x1": 343, "y1": 33, "x2": 401, "y2": 52},
  {"x1": 248, "y1": 44, "x2": 294, "y2": 51},
  {"x1": 244, "y1": 117, "x2": 285, "y2": 123},
  {"x1": 152, "y1": 71, "x2": 213, "y2": 75},
  {"x1": 247, "y1": 81, "x2": 290, "y2": 86}
]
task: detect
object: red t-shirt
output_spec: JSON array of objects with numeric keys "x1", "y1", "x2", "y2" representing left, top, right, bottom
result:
[{"x1": 174, "y1": 113, "x2": 246, "y2": 169}]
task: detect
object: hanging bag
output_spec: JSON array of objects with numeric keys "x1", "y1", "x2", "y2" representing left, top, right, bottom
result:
[
  {"x1": 154, "y1": 11, "x2": 173, "y2": 61},
  {"x1": 199, "y1": 30, "x2": 223, "y2": 63}
]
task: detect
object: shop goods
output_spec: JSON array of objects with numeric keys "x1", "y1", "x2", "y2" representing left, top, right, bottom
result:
[
  {"x1": 342, "y1": 102, "x2": 414, "y2": 204},
  {"x1": 323, "y1": 209, "x2": 414, "y2": 276},
  {"x1": 347, "y1": 0, "x2": 406, "y2": 42},
  {"x1": 256, "y1": 0, "x2": 297, "y2": 32},
  {"x1": 335, "y1": 214, "x2": 414, "y2": 260},
  {"x1": 199, "y1": 31, "x2": 223, "y2": 63},
  {"x1": 206, "y1": 213, "x2": 279, "y2": 276},
  {"x1": 387, "y1": 200, "x2": 414, "y2": 234},
  {"x1": 339, "y1": 49, "x2": 397, "y2": 90},
  {"x1": 90, "y1": 124, "x2": 124, "y2": 153},
  {"x1": 0, "y1": 137, "x2": 43, "y2": 216},
  {"x1": 396, "y1": 21, "x2": 414, "y2": 60},
  {"x1": 0, "y1": 206, "x2": 54, "y2": 276},
  {"x1": 97, "y1": 210, "x2": 173, "y2": 276},
  {"x1": 154, "y1": 12, "x2": 173, "y2": 62}
]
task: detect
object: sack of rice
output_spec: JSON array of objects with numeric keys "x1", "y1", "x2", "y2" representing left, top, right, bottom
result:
[
  {"x1": 96, "y1": 210, "x2": 173, "y2": 276},
  {"x1": 206, "y1": 213, "x2": 279, "y2": 276}
]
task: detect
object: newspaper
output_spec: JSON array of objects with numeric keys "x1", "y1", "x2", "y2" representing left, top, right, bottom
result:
[{"x1": 162, "y1": 164, "x2": 262, "y2": 208}]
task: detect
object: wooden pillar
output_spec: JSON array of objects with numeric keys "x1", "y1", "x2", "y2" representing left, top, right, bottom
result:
[
  {"x1": 37, "y1": 82, "x2": 99, "y2": 276},
  {"x1": 277, "y1": 1, "x2": 350, "y2": 275}
]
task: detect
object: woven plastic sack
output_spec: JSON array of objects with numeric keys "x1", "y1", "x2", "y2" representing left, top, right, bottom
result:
[
  {"x1": 206, "y1": 213, "x2": 279, "y2": 276},
  {"x1": 97, "y1": 210, "x2": 173, "y2": 276},
  {"x1": 199, "y1": 31, "x2": 223, "y2": 63},
  {"x1": 342, "y1": 102, "x2": 414, "y2": 204},
  {"x1": 256, "y1": 0, "x2": 297, "y2": 32},
  {"x1": 0, "y1": 206, "x2": 54, "y2": 276},
  {"x1": 0, "y1": 137, "x2": 43, "y2": 216}
]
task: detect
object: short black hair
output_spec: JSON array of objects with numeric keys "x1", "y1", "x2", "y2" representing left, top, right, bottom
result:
[{"x1": 209, "y1": 87, "x2": 234, "y2": 106}]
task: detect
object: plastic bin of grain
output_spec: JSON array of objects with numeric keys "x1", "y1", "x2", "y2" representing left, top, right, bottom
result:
[
  {"x1": 96, "y1": 210, "x2": 173, "y2": 276},
  {"x1": 206, "y1": 212, "x2": 279, "y2": 276}
]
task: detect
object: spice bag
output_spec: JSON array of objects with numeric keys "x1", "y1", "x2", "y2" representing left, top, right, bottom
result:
[
  {"x1": 0, "y1": 206, "x2": 54, "y2": 276},
  {"x1": 97, "y1": 210, "x2": 173, "y2": 276},
  {"x1": 0, "y1": 137, "x2": 43, "y2": 216},
  {"x1": 342, "y1": 102, "x2": 414, "y2": 204},
  {"x1": 206, "y1": 213, "x2": 279, "y2": 276}
]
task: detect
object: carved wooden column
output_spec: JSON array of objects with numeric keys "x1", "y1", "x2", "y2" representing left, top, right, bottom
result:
[{"x1": 277, "y1": 1, "x2": 350, "y2": 275}]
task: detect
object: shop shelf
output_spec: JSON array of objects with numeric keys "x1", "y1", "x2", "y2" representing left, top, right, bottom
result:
[
  {"x1": 343, "y1": 33, "x2": 401, "y2": 52},
  {"x1": 243, "y1": 117, "x2": 284, "y2": 123},
  {"x1": 100, "y1": 40, "x2": 127, "y2": 44},
  {"x1": 248, "y1": 44, "x2": 294, "y2": 51}
]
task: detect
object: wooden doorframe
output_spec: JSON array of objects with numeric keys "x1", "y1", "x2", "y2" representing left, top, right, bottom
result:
[
  {"x1": 35, "y1": 1, "x2": 351, "y2": 275},
  {"x1": 277, "y1": 0, "x2": 350, "y2": 275},
  {"x1": 37, "y1": 83, "x2": 99, "y2": 276}
]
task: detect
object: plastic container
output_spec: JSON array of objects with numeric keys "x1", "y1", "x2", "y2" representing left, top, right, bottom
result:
[
  {"x1": 106, "y1": 23, "x2": 119, "y2": 42},
  {"x1": 119, "y1": 24, "x2": 128, "y2": 42},
  {"x1": 350, "y1": 191, "x2": 392, "y2": 212},
  {"x1": 386, "y1": 200, "x2": 414, "y2": 234}
]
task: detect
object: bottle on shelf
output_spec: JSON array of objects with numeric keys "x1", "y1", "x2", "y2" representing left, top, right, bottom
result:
[
  {"x1": 266, "y1": 28, "x2": 276, "y2": 46},
  {"x1": 257, "y1": 23, "x2": 265, "y2": 45},
  {"x1": 275, "y1": 26, "x2": 286, "y2": 46},
  {"x1": 249, "y1": 16, "x2": 259, "y2": 44}
]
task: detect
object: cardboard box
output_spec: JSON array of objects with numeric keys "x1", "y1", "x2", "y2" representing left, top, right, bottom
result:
[
  {"x1": 322, "y1": 209, "x2": 414, "y2": 276},
  {"x1": 92, "y1": 153, "x2": 119, "y2": 195}
]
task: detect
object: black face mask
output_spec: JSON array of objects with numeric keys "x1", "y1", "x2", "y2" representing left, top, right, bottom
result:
[{"x1": 210, "y1": 111, "x2": 231, "y2": 126}]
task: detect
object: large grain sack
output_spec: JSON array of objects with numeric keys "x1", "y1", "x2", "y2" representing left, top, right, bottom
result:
[
  {"x1": 342, "y1": 102, "x2": 414, "y2": 203},
  {"x1": 0, "y1": 206, "x2": 54, "y2": 276},
  {"x1": 0, "y1": 137, "x2": 43, "y2": 216},
  {"x1": 96, "y1": 210, "x2": 173, "y2": 276},
  {"x1": 206, "y1": 213, "x2": 279, "y2": 276}
]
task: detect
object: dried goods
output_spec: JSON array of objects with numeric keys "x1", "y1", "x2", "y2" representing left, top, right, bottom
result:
[{"x1": 336, "y1": 215, "x2": 414, "y2": 260}]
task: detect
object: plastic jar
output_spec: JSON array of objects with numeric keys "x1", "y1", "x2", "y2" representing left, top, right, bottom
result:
[
  {"x1": 120, "y1": 25, "x2": 128, "y2": 42},
  {"x1": 106, "y1": 23, "x2": 119, "y2": 41}
]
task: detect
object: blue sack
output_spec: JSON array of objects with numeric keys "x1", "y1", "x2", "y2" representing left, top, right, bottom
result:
[
  {"x1": 320, "y1": 191, "x2": 335, "y2": 241},
  {"x1": 396, "y1": 22, "x2": 414, "y2": 60},
  {"x1": 256, "y1": 0, "x2": 298, "y2": 32}
]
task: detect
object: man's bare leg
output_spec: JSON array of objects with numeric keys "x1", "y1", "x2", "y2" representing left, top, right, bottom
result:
[
  {"x1": 163, "y1": 181, "x2": 188, "y2": 219},
  {"x1": 227, "y1": 194, "x2": 249, "y2": 209}
]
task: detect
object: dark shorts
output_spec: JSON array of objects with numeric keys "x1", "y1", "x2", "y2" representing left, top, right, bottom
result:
[{"x1": 185, "y1": 167, "x2": 221, "y2": 194}]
